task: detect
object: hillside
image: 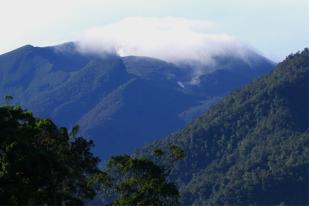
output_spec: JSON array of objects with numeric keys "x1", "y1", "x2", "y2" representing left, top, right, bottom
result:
[
  {"x1": 0, "y1": 43, "x2": 273, "y2": 159},
  {"x1": 137, "y1": 49, "x2": 309, "y2": 205}
]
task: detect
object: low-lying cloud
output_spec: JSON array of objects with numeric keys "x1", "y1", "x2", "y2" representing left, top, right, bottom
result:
[{"x1": 76, "y1": 17, "x2": 254, "y2": 66}]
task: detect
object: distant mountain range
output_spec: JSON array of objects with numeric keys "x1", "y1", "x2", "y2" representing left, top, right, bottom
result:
[
  {"x1": 137, "y1": 49, "x2": 309, "y2": 205},
  {"x1": 0, "y1": 42, "x2": 274, "y2": 159}
]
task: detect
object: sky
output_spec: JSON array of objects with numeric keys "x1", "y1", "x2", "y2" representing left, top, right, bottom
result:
[{"x1": 0, "y1": 0, "x2": 308, "y2": 61}]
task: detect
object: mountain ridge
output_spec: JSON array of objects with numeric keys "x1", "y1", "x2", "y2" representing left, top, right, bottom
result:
[{"x1": 0, "y1": 43, "x2": 274, "y2": 159}]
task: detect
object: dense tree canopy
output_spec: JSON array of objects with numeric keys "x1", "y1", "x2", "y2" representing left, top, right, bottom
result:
[
  {"x1": 0, "y1": 105, "x2": 102, "y2": 205},
  {"x1": 137, "y1": 49, "x2": 309, "y2": 205}
]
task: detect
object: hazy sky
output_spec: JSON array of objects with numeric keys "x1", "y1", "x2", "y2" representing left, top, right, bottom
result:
[{"x1": 0, "y1": 0, "x2": 308, "y2": 61}]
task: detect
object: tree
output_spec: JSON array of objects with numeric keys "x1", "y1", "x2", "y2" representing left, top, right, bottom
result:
[
  {"x1": 0, "y1": 105, "x2": 103, "y2": 205},
  {"x1": 98, "y1": 146, "x2": 184, "y2": 206}
]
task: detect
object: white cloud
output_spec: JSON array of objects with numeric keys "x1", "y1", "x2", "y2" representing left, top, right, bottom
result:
[
  {"x1": 0, "y1": 0, "x2": 148, "y2": 54},
  {"x1": 0, "y1": 0, "x2": 307, "y2": 60},
  {"x1": 76, "y1": 17, "x2": 251, "y2": 65}
]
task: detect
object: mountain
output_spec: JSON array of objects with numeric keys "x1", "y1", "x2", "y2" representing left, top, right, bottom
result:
[
  {"x1": 0, "y1": 43, "x2": 274, "y2": 159},
  {"x1": 136, "y1": 49, "x2": 309, "y2": 205}
]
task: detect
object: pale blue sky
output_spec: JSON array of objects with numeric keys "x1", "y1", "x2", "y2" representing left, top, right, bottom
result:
[{"x1": 0, "y1": 0, "x2": 308, "y2": 61}]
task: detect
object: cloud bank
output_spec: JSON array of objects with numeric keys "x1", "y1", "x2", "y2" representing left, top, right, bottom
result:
[{"x1": 76, "y1": 17, "x2": 252, "y2": 65}]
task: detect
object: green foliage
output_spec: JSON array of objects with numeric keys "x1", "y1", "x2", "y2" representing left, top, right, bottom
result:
[
  {"x1": 99, "y1": 147, "x2": 184, "y2": 206},
  {"x1": 170, "y1": 145, "x2": 184, "y2": 161},
  {"x1": 0, "y1": 105, "x2": 103, "y2": 205},
  {"x1": 153, "y1": 148, "x2": 164, "y2": 157},
  {"x1": 138, "y1": 49, "x2": 309, "y2": 205}
]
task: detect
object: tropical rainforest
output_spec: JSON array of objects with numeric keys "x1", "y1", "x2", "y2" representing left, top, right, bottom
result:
[
  {"x1": 0, "y1": 49, "x2": 308, "y2": 205},
  {"x1": 137, "y1": 49, "x2": 309, "y2": 205}
]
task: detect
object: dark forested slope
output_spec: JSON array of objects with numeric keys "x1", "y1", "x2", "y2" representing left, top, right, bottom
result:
[{"x1": 137, "y1": 49, "x2": 309, "y2": 205}]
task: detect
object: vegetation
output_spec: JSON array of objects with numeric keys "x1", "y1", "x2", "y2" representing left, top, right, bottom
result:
[
  {"x1": 0, "y1": 104, "x2": 102, "y2": 204},
  {"x1": 0, "y1": 103, "x2": 183, "y2": 205},
  {"x1": 137, "y1": 49, "x2": 309, "y2": 205},
  {"x1": 100, "y1": 145, "x2": 183, "y2": 206}
]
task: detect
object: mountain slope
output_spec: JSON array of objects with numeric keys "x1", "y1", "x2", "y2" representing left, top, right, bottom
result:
[
  {"x1": 137, "y1": 49, "x2": 309, "y2": 205},
  {"x1": 0, "y1": 43, "x2": 273, "y2": 159},
  {"x1": 77, "y1": 78, "x2": 199, "y2": 157}
]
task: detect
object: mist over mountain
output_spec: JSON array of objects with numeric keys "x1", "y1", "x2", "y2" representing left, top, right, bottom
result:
[
  {"x1": 0, "y1": 42, "x2": 274, "y2": 159},
  {"x1": 76, "y1": 17, "x2": 247, "y2": 63}
]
